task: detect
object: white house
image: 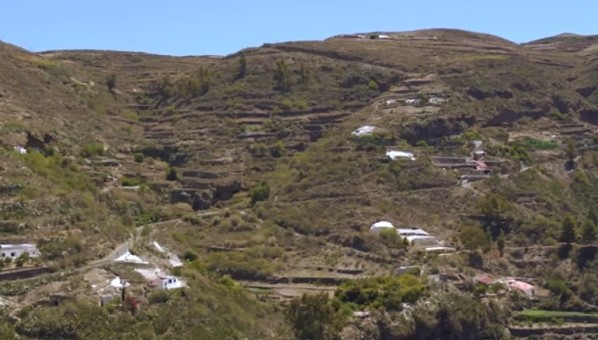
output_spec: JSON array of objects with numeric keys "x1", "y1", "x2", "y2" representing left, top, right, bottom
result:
[
  {"x1": 0, "y1": 244, "x2": 40, "y2": 258},
  {"x1": 386, "y1": 150, "x2": 416, "y2": 161},
  {"x1": 405, "y1": 98, "x2": 421, "y2": 105},
  {"x1": 429, "y1": 97, "x2": 446, "y2": 104},
  {"x1": 352, "y1": 125, "x2": 378, "y2": 137},
  {"x1": 396, "y1": 228, "x2": 429, "y2": 237},
  {"x1": 134, "y1": 268, "x2": 185, "y2": 290},
  {"x1": 154, "y1": 275, "x2": 184, "y2": 290},
  {"x1": 370, "y1": 221, "x2": 395, "y2": 234}
]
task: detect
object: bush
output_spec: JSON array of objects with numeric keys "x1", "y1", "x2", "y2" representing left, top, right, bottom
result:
[
  {"x1": 335, "y1": 275, "x2": 425, "y2": 311},
  {"x1": 134, "y1": 153, "x2": 144, "y2": 163},
  {"x1": 250, "y1": 183, "x2": 270, "y2": 204},
  {"x1": 148, "y1": 290, "x2": 170, "y2": 304},
  {"x1": 80, "y1": 141, "x2": 105, "y2": 157},
  {"x1": 165, "y1": 167, "x2": 178, "y2": 181},
  {"x1": 459, "y1": 226, "x2": 491, "y2": 252},
  {"x1": 286, "y1": 294, "x2": 343, "y2": 340}
]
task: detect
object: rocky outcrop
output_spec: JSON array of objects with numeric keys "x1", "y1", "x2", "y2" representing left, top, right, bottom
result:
[
  {"x1": 401, "y1": 115, "x2": 475, "y2": 145},
  {"x1": 170, "y1": 180, "x2": 242, "y2": 210}
]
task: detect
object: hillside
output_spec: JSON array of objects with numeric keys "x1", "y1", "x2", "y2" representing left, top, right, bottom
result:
[{"x1": 0, "y1": 29, "x2": 598, "y2": 339}]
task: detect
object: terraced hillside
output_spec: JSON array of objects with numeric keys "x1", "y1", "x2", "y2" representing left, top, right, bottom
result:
[{"x1": 1, "y1": 29, "x2": 598, "y2": 339}]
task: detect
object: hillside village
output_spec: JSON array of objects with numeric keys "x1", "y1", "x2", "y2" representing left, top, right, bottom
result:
[{"x1": 1, "y1": 29, "x2": 598, "y2": 338}]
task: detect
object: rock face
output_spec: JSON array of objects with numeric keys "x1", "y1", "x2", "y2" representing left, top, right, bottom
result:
[{"x1": 170, "y1": 180, "x2": 242, "y2": 210}]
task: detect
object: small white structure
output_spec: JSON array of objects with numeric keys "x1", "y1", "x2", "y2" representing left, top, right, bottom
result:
[
  {"x1": 405, "y1": 235, "x2": 437, "y2": 245},
  {"x1": 134, "y1": 268, "x2": 185, "y2": 290},
  {"x1": 386, "y1": 150, "x2": 416, "y2": 161},
  {"x1": 503, "y1": 279, "x2": 535, "y2": 298},
  {"x1": 155, "y1": 276, "x2": 184, "y2": 290},
  {"x1": 429, "y1": 97, "x2": 446, "y2": 104},
  {"x1": 370, "y1": 221, "x2": 395, "y2": 234},
  {"x1": 397, "y1": 228, "x2": 429, "y2": 237},
  {"x1": 405, "y1": 98, "x2": 421, "y2": 105},
  {"x1": 168, "y1": 256, "x2": 183, "y2": 268},
  {"x1": 0, "y1": 243, "x2": 40, "y2": 258},
  {"x1": 425, "y1": 246, "x2": 456, "y2": 253},
  {"x1": 352, "y1": 125, "x2": 378, "y2": 137},
  {"x1": 385, "y1": 99, "x2": 397, "y2": 106},
  {"x1": 13, "y1": 146, "x2": 27, "y2": 154},
  {"x1": 153, "y1": 241, "x2": 166, "y2": 253},
  {"x1": 110, "y1": 276, "x2": 129, "y2": 289},
  {"x1": 378, "y1": 34, "x2": 391, "y2": 40},
  {"x1": 114, "y1": 251, "x2": 148, "y2": 264}
]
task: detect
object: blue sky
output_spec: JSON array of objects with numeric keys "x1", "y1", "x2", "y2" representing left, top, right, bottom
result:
[{"x1": 1, "y1": 0, "x2": 596, "y2": 56}]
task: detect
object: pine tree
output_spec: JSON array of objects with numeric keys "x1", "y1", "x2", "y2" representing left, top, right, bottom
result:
[
  {"x1": 581, "y1": 220, "x2": 597, "y2": 244},
  {"x1": 559, "y1": 215, "x2": 577, "y2": 244},
  {"x1": 497, "y1": 231, "x2": 506, "y2": 257}
]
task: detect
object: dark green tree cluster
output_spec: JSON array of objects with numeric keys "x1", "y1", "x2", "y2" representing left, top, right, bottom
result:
[
  {"x1": 250, "y1": 182, "x2": 270, "y2": 204},
  {"x1": 285, "y1": 294, "x2": 343, "y2": 340},
  {"x1": 335, "y1": 275, "x2": 425, "y2": 311}
]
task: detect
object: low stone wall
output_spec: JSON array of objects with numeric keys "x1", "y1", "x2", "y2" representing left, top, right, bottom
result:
[{"x1": 0, "y1": 266, "x2": 54, "y2": 281}]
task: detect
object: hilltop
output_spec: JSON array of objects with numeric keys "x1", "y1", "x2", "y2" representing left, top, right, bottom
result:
[{"x1": 0, "y1": 29, "x2": 598, "y2": 339}]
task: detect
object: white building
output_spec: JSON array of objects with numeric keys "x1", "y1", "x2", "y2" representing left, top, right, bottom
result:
[
  {"x1": 405, "y1": 98, "x2": 421, "y2": 105},
  {"x1": 134, "y1": 268, "x2": 185, "y2": 290},
  {"x1": 155, "y1": 276, "x2": 184, "y2": 290},
  {"x1": 369, "y1": 221, "x2": 395, "y2": 234},
  {"x1": 386, "y1": 150, "x2": 416, "y2": 161},
  {"x1": 429, "y1": 97, "x2": 446, "y2": 104},
  {"x1": 0, "y1": 243, "x2": 40, "y2": 258},
  {"x1": 352, "y1": 125, "x2": 378, "y2": 137},
  {"x1": 396, "y1": 228, "x2": 429, "y2": 237}
]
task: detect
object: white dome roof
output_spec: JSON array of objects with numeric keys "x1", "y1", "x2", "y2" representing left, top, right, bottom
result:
[{"x1": 370, "y1": 221, "x2": 395, "y2": 230}]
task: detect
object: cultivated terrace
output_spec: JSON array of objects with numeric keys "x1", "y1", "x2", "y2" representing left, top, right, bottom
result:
[{"x1": 0, "y1": 29, "x2": 598, "y2": 339}]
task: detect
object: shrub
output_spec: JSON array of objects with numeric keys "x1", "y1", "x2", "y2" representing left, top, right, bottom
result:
[
  {"x1": 368, "y1": 80, "x2": 379, "y2": 92},
  {"x1": 335, "y1": 275, "x2": 425, "y2": 310},
  {"x1": 286, "y1": 294, "x2": 343, "y2": 340},
  {"x1": 459, "y1": 226, "x2": 491, "y2": 252},
  {"x1": 165, "y1": 167, "x2": 178, "y2": 181},
  {"x1": 80, "y1": 141, "x2": 105, "y2": 157},
  {"x1": 183, "y1": 250, "x2": 198, "y2": 262},
  {"x1": 134, "y1": 153, "x2": 144, "y2": 163},
  {"x1": 105, "y1": 74, "x2": 116, "y2": 92},
  {"x1": 250, "y1": 183, "x2": 270, "y2": 204}
]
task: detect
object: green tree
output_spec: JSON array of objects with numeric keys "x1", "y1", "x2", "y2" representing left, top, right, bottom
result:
[
  {"x1": 15, "y1": 252, "x2": 30, "y2": 268},
  {"x1": 559, "y1": 215, "x2": 577, "y2": 244},
  {"x1": 250, "y1": 182, "x2": 270, "y2": 204},
  {"x1": 497, "y1": 231, "x2": 506, "y2": 257},
  {"x1": 133, "y1": 153, "x2": 144, "y2": 163},
  {"x1": 273, "y1": 59, "x2": 292, "y2": 92},
  {"x1": 237, "y1": 53, "x2": 247, "y2": 79},
  {"x1": 299, "y1": 64, "x2": 310, "y2": 84},
  {"x1": 105, "y1": 74, "x2": 116, "y2": 92},
  {"x1": 286, "y1": 294, "x2": 342, "y2": 340},
  {"x1": 368, "y1": 80, "x2": 379, "y2": 92},
  {"x1": 165, "y1": 167, "x2": 178, "y2": 181},
  {"x1": 564, "y1": 138, "x2": 577, "y2": 161},
  {"x1": 459, "y1": 226, "x2": 491, "y2": 252},
  {"x1": 581, "y1": 220, "x2": 596, "y2": 244}
]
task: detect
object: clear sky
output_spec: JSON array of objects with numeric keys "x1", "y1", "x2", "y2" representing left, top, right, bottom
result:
[{"x1": 1, "y1": 0, "x2": 596, "y2": 56}]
